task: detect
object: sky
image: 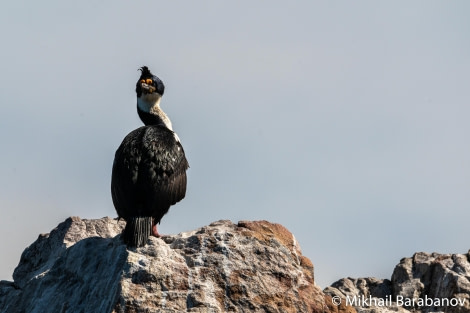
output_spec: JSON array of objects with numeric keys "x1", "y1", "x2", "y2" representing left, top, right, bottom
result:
[{"x1": 1, "y1": 2, "x2": 469, "y2": 289}]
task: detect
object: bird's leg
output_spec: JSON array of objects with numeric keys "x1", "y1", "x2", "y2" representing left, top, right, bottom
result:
[{"x1": 152, "y1": 223, "x2": 161, "y2": 237}]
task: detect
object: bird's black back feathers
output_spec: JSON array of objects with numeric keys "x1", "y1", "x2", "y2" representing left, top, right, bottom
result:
[{"x1": 111, "y1": 125, "x2": 188, "y2": 223}]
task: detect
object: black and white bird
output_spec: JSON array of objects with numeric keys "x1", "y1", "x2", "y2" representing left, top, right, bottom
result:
[{"x1": 111, "y1": 66, "x2": 189, "y2": 247}]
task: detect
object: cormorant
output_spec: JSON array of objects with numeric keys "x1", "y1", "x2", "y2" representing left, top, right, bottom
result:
[{"x1": 111, "y1": 66, "x2": 189, "y2": 247}]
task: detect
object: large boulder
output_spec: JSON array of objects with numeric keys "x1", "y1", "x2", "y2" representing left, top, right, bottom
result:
[{"x1": 0, "y1": 217, "x2": 329, "y2": 313}]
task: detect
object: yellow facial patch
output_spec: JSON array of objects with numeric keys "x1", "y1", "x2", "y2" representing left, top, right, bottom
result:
[{"x1": 140, "y1": 79, "x2": 153, "y2": 84}]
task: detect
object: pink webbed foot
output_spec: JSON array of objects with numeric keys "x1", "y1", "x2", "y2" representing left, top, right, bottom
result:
[{"x1": 152, "y1": 223, "x2": 161, "y2": 237}]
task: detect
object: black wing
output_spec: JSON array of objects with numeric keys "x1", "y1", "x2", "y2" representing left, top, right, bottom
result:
[{"x1": 111, "y1": 125, "x2": 189, "y2": 222}]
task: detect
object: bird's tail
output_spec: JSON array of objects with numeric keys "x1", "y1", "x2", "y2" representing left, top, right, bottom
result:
[{"x1": 122, "y1": 216, "x2": 152, "y2": 247}]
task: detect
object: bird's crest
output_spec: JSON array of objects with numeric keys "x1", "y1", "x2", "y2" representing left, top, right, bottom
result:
[{"x1": 139, "y1": 66, "x2": 153, "y2": 78}]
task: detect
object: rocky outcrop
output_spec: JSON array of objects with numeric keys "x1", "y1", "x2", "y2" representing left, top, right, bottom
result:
[
  {"x1": 3, "y1": 216, "x2": 469, "y2": 313},
  {"x1": 1, "y1": 217, "x2": 127, "y2": 313},
  {"x1": 324, "y1": 252, "x2": 470, "y2": 313},
  {"x1": 0, "y1": 217, "x2": 330, "y2": 313}
]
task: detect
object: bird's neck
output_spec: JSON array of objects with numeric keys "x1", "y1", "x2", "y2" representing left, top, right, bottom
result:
[{"x1": 137, "y1": 96, "x2": 173, "y2": 130}]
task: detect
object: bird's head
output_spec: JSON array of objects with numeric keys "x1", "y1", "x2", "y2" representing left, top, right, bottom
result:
[
  {"x1": 135, "y1": 66, "x2": 172, "y2": 127},
  {"x1": 136, "y1": 66, "x2": 165, "y2": 105}
]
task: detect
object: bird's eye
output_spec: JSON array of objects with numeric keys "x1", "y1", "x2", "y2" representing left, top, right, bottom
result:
[
  {"x1": 140, "y1": 79, "x2": 146, "y2": 83},
  {"x1": 146, "y1": 79, "x2": 153, "y2": 84}
]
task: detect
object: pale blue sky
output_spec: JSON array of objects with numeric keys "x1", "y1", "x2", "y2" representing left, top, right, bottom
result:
[{"x1": 1, "y1": 2, "x2": 469, "y2": 288}]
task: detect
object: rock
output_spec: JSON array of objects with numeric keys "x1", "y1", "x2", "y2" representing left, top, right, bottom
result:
[
  {"x1": 12, "y1": 216, "x2": 125, "y2": 289},
  {"x1": 0, "y1": 217, "x2": 331, "y2": 313},
  {"x1": 9, "y1": 217, "x2": 469, "y2": 313},
  {"x1": 391, "y1": 252, "x2": 470, "y2": 313},
  {"x1": 3, "y1": 217, "x2": 127, "y2": 313},
  {"x1": 324, "y1": 294, "x2": 358, "y2": 313},
  {"x1": 324, "y1": 277, "x2": 405, "y2": 313},
  {"x1": 324, "y1": 252, "x2": 470, "y2": 313},
  {"x1": 324, "y1": 277, "x2": 392, "y2": 300}
]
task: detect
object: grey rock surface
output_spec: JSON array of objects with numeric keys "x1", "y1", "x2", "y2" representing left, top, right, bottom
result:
[
  {"x1": 324, "y1": 252, "x2": 470, "y2": 313},
  {"x1": 392, "y1": 252, "x2": 470, "y2": 312},
  {"x1": 0, "y1": 217, "x2": 329, "y2": 313},
  {"x1": 2, "y1": 217, "x2": 126, "y2": 313},
  {"x1": 4, "y1": 216, "x2": 469, "y2": 313}
]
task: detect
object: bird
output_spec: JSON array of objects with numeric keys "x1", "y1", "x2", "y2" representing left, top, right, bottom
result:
[{"x1": 111, "y1": 66, "x2": 189, "y2": 247}]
